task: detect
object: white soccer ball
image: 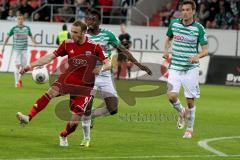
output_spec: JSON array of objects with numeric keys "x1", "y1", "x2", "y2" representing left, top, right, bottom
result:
[{"x1": 32, "y1": 66, "x2": 49, "y2": 84}]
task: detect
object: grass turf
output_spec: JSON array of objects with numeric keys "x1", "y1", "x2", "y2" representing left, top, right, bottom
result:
[{"x1": 0, "y1": 72, "x2": 239, "y2": 160}]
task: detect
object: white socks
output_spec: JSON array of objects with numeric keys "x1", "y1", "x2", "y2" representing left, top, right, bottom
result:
[
  {"x1": 187, "y1": 106, "x2": 196, "y2": 131},
  {"x1": 171, "y1": 99, "x2": 184, "y2": 113},
  {"x1": 91, "y1": 106, "x2": 110, "y2": 119},
  {"x1": 14, "y1": 67, "x2": 21, "y2": 84},
  {"x1": 81, "y1": 115, "x2": 91, "y2": 140}
]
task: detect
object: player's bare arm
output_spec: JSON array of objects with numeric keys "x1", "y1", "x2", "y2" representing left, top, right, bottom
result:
[
  {"x1": 30, "y1": 35, "x2": 37, "y2": 47},
  {"x1": 1, "y1": 36, "x2": 10, "y2": 53},
  {"x1": 117, "y1": 45, "x2": 152, "y2": 75},
  {"x1": 20, "y1": 53, "x2": 56, "y2": 74},
  {"x1": 163, "y1": 36, "x2": 172, "y2": 59},
  {"x1": 92, "y1": 58, "x2": 111, "y2": 75},
  {"x1": 189, "y1": 44, "x2": 208, "y2": 64}
]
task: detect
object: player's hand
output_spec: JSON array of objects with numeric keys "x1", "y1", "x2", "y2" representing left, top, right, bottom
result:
[
  {"x1": 32, "y1": 42, "x2": 37, "y2": 47},
  {"x1": 19, "y1": 65, "x2": 31, "y2": 75},
  {"x1": 163, "y1": 51, "x2": 170, "y2": 59},
  {"x1": 189, "y1": 55, "x2": 199, "y2": 64},
  {"x1": 139, "y1": 65, "x2": 152, "y2": 75},
  {"x1": 92, "y1": 67, "x2": 102, "y2": 75}
]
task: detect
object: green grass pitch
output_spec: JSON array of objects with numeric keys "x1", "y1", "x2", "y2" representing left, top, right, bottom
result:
[{"x1": 0, "y1": 72, "x2": 239, "y2": 160}]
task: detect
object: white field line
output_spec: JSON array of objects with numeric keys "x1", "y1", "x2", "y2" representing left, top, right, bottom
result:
[
  {"x1": 198, "y1": 136, "x2": 240, "y2": 156},
  {"x1": 1, "y1": 154, "x2": 240, "y2": 160}
]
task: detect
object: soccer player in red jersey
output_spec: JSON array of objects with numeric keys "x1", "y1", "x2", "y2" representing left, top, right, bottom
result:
[{"x1": 16, "y1": 20, "x2": 111, "y2": 146}]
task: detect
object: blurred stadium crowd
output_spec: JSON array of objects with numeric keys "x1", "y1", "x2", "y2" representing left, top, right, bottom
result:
[
  {"x1": 152, "y1": 0, "x2": 240, "y2": 29},
  {"x1": 0, "y1": 0, "x2": 239, "y2": 29}
]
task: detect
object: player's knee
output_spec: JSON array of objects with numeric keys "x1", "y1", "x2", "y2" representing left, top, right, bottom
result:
[
  {"x1": 186, "y1": 98, "x2": 194, "y2": 108},
  {"x1": 69, "y1": 121, "x2": 79, "y2": 130},
  {"x1": 47, "y1": 87, "x2": 60, "y2": 98},
  {"x1": 46, "y1": 90, "x2": 55, "y2": 98},
  {"x1": 105, "y1": 96, "x2": 118, "y2": 115},
  {"x1": 81, "y1": 116, "x2": 91, "y2": 127},
  {"x1": 168, "y1": 93, "x2": 177, "y2": 103}
]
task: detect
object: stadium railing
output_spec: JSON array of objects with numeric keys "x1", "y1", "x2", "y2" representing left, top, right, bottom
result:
[{"x1": 30, "y1": 3, "x2": 150, "y2": 25}]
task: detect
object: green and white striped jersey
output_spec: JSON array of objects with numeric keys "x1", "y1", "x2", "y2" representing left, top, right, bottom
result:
[
  {"x1": 87, "y1": 28, "x2": 120, "y2": 57},
  {"x1": 8, "y1": 25, "x2": 32, "y2": 51},
  {"x1": 87, "y1": 28, "x2": 120, "y2": 77},
  {"x1": 166, "y1": 19, "x2": 208, "y2": 71}
]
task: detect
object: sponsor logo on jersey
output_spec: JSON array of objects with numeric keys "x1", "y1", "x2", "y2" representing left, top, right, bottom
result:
[
  {"x1": 85, "y1": 51, "x2": 92, "y2": 56},
  {"x1": 72, "y1": 58, "x2": 87, "y2": 66},
  {"x1": 15, "y1": 34, "x2": 28, "y2": 38},
  {"x1": 173, "y1": 35, "x2": 196, "y2": 43}
]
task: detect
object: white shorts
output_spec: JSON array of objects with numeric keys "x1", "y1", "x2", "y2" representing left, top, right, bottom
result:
[
  {"x1": 12, "y1": 50, "x2": 28, "y2": 66},
  {"x1": 167, "y1": 67, "x2": 200, "y2": 98},
  {"x1": 92, "y1": 75, "x2": 118, "y2": 98}
]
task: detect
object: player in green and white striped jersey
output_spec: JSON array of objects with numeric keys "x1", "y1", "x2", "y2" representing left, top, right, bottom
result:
[
  {"x1": 1, "y1": 14, "x2": 36, "y2": 88},
  {"x1": 163, "y1": 0, "x2": 208, "y2": 138},
  {"x1": 79, "y1": 10, "x2": 152, "y2": 147}
]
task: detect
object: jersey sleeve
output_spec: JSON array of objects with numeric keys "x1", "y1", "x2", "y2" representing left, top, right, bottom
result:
[
  {"x1": 27, "y1": 26, "x2": 32, "y2": 36},
  {"x1": 166, "y1": 20, "x2": 174, "y2": 38},
  {"x1": 95, "y1": 44, "x2": 107, "y2": 61},
  {"x1": 198, "y1": 24, "x2": 208, "y2": 46},
  {"x1": 53, "y1": 40, "x2": 67, "y2": 57},
  {"x1": 108, "y1": 30, "x2": 121, "y2": 47},
  {"x1": 7, "y1": 27, "x2": 14, "y2": 37}
]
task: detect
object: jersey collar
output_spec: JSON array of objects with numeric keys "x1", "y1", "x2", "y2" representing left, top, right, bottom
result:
[{"x1": 180, "y1": 19, "x2": 195, "y2": 27}]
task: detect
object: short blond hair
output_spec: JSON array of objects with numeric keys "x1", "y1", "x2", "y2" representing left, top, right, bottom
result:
[{"x1": 72, "y1": 20, "x2": 87, "y2": 32}]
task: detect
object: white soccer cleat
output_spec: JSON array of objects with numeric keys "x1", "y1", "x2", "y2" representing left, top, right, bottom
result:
[
  {"x1": 177, "y1": 108, "x2": 187, "y2": 129},
  {"x1": 16, "y1": 112, "x2": 29, "y2": 126},
  {"x1": 183, "y1": 130, "x2": 193, "y2": 139},
  {"x1": 59, "y1": 136, "x2": 68, "y2": 147}
]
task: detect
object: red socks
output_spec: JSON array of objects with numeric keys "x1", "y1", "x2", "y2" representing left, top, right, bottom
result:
[
  {"x1": 28, "y1": 93, "x2": 51, "y2": 121},
  {"x1": 60, "y1": 122, "x2": 78, "y2": 137}
]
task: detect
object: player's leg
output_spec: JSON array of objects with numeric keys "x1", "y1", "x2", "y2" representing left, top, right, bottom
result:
[
  {"x1": 16, "y1": 86, "x2": 60, "y2": 124},
  {"x1": 117, "y1": 60, "x2": 122, "y2": 80},
  {"x1": 17, "y1": 50, "x2": 28, "y2": 87},
  {"x1": 80, "y1": 114, "x2": 91, "y2": 147},
  {"x1": 59, "y1": 116, "x2": 80, "y2": 147},
  {"x1": 182, "y1": 67, "x2": 200, "y2": 138},
  {"x1": 117, "y1": 53, "x2": 125, "y2": 80},
  {"x1": 167, "y1": 69, "x2": 187, "y2": 129},
  {"x1": 182, "y1": 98, "x2": 195, "y2": 138},
  {"x1": 69, "y1": 95, "x2": 92, "y2": 147},
  {"x1": 126, "y1": 61, "x2": 132, "y2": 78},
  {"x1": 59, "y1": 95, "x2": 92, "y2": 147},
  {"x1": 13, "y1": 50, "x2": 22, "y2": 87},
  {"x1": 91, "y1": 76, "x2": 118, "y2": 118},
  {"x1": 59, "y1": 113, "x2": 80, "y2": 147}
]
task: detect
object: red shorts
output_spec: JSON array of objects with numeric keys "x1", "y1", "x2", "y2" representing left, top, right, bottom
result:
[
  {"x1": 51, "y1": 79, "x2": 93, "y2": 96},
  {"x1": 70, "y1": 95, "x2": 92, "y2": 116}
]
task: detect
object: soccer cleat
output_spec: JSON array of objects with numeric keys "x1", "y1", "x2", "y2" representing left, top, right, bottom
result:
[
  {"x1": 80, "y1": 139, "x2": 90, "y2": 147},
  {"x1": 177, "y1": 108, "x2": 187, "y2": 129},
  {"x1": 19, "y1": 80, "x2": 23, "y2": 87},
  {"x1": 59, "y1": 136, "x2": 68, "y2": 147},
  {"x1": 16, "y1": 112, "x2": 29, "y2": 126},
  {"x1": 16, "y1": 80, "x2": 23, "y2": 88},
  {"x1": 183, "y1": 130, "x2": 193, "y2": 139}
]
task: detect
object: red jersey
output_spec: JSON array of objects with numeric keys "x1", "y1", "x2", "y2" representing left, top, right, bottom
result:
[{"x1": 53, "y1": 37, "x2": 106, "y2": 90}]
